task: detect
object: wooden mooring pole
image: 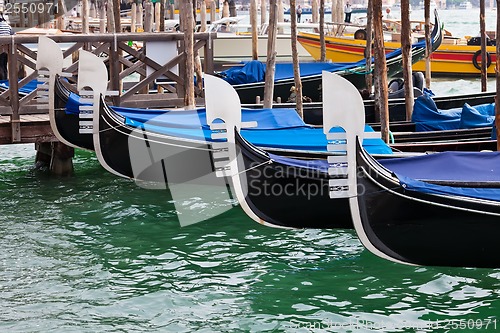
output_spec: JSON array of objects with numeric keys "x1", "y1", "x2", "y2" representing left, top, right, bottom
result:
[
  {"x1": 401, "y1": 0, "x2": 414, "y2": 120},
  {"x1": 35, "y1": 142, "x2": 74, "y2": 176},
  {"x1": 372, "y1": 0, "x2": 389, "y2": 142},
  {"x1": 480, "y1": 0, "x2": 487, "y2": 92}
]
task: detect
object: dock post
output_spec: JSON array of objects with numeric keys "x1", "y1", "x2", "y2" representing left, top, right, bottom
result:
[{"x1": 35, "y1": 142, "x2": 74, "y2": 176}]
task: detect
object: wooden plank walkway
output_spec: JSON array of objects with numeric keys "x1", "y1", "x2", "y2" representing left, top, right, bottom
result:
[{"x1": 0, "y1": 114, "x2": 54, "y2": 145}]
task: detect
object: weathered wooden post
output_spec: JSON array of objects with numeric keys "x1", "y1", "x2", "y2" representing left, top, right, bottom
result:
[
  {"x1": 50, "y1": 142, "x2": 75, "y2": 176},
  {"x1": 200, "y1": 0, "x2": 207, "y2": 32},
  {"x1": 82, "y1": 0, "x2": 90, "y2": 33},
  {"x1": 260, "y1": 0, "x2": 267, "y2": 25},
  {"x1": 210, "y1": 1, "x2": 216, "y2": 22},
  {"x1": 373, "y1": 0, "x2": 390, "y2": 142},
  {"x1": 160, "y1": 0, "x2": 166, "y2": 31},
  {"x1": 336, "y1": 0, "x2": 343, "y2": 23},
  {"x1": 113, "y1": 0, "x2": 121, "y2": 32},
  {"x1": 106, "y1": 0, "x2": 116, "y2": 33},
  {"x1": 312, "y1": 0, "x2": 318, "y2": 23},
  {"x1": 251, "y1": 0, "x2": 258, "y2": 61},
  {"x1": 138, "y1": 3, "x2": 144, "y2": 30},
  {"x1": 331, "y1": 0, "x2": 337, "y2": 23},
  {"x1": 56, "y1": 0, "x2": 64, "y2": 29},
  {"x1": 131, "y1": 2, "x2": 137, "y2": 32},
  {"x1": 320, "y1": 0, "x2": 325, "y2": 61},
  {"x1": 277, "y1": 0, "x2": 284, "y2": 34},
  {"x1": 290, "y1": 0, "x2": 303, "y2": 118},
  {"x1": 222, "y1": 0, "x2": 229, "y2": 17},
  {"x1": 90, "y1": 0, "x2": 96, "y2": 17},
  {"x1": 365, "y1": 0, "x2": 373, "y2": 90},
  {"x1": 8, "y1": 43, "x2": 20, "y2": 142},
  {"x1": 28, "y1": 12, "x2": 34, "y2": 29},
  {"x1": 424, "y1": 0, "x2": 431, "y2": 89},
  {"x1": 401, "y1": 0, "x2": 414, "y2": 120},
  {"x1": 100, "y1": 0, "x2": 106, "y2": 32},
  {"x1": 155, "y1": 2, "x2": 161, "y2": 32},
  {"x1": 263, "y1": 0, "x2": 278, "y2": 108},
  {"x1": 144, "y1": 2, "x2": 153, "y2": 32},
  {"x1": 480, "y1": 0, "x2": 487, "y2": 91},
  {"x1": 182, "y1": 0, "x2": 196, "y2": 108}
]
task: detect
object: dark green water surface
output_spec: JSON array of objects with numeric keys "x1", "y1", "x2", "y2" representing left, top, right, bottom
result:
[{"x1": 1, "y1": 144, "x2": 499, "y2": 332}]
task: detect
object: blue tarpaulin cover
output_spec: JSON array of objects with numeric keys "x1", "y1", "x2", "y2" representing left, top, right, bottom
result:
[
  {"x1": 412, "y1": 91, "x2": 496, "y2": 132},
  {"x1": 218, "y1": 39, "x2": 426, "y2": 85},
  {"x1": 411, "y1": 92, "x2": 462, "y2": 131},
  {"x1": 396, "y1": 174, "x2": 500, "y2": 202},
  {"x1": 67, "y1": 91, "x2": 393, "y2": 154},
  {"x1": 0, "y1": 79, "x2": 41, "y2": 95},
  {"x1": 459, "y1": 103, "x2": 495, "y2": 129},
  {"x1": 380, "y1": 151, "x2": 500, "y2": 182},
  {"x1": 126, "y1": 119, "x2": 393, "y2": 155},
  {"x1": 382, "y1": 151, "x2": 500, "y2": 202}
]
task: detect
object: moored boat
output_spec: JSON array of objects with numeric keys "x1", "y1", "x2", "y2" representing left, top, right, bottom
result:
[
  {"x1": 219, "y1": 17, "x2": 442, "y2": 105},
  {"x1": 298, "y1": 10, "x2": 497, "y2": 76},
  {"x1": 351, "y1": 136, "x2": 500, "y2": 268}
]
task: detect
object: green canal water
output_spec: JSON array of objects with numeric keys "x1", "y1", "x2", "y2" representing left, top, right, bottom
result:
[{"x1": 1, "y1": 132, "x2": 500, "y2": 332}]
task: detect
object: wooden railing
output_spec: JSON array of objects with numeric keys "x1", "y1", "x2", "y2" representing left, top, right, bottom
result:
[{"x1": 0, "y1": 32, "x2": 216, "y2": 142}]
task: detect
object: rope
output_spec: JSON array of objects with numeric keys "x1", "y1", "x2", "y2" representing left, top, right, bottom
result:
[{"x1": 233, "y1": 159, "x2": 273, "y2": 176}]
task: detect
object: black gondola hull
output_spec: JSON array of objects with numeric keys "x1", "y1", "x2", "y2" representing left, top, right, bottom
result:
[
  {"x1": 354, "y1": 140, "x2": 500, "y2": 268},
  {"x1": 235, "y1": 130, "x2": 352, "y2": 229}
]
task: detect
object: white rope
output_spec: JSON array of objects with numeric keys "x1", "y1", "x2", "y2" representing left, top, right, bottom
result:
[{"x1": 233, "y1": 159, "x2": 273, "y2": 176}]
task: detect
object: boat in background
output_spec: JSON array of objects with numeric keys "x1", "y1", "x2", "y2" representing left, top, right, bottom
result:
[
  {"x1": 298, "y1": 10, "x2": 497, "y2": 76},
  {"x1": 217, "y1": 19, "x2": 441, "y2": 105},
  {"x1": 201, "y1": 16, "x2": 314, "y2": 66},
  {"x1": 459, "y1": 1, "x2": 473, "y2": 9}
]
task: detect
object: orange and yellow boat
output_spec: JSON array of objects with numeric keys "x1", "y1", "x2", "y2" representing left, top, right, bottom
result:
[{"x1": 298, "y1": 26, "x2": 496, "y2": 76}]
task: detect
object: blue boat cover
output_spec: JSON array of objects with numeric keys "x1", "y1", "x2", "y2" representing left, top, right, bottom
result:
[
  {"x1": 126, "y1": 119, "x2": 393, "y2": 155},
  {"x1": 412, "y1": 91, "x2": 496, "y2": 131},
  {"x1": 380, "y1": 151, "x2": 500, "y2": 182},
  {"x1": 382, "y1": 151, "x2": 500, "y2": 202},
  {"x1": 218, "y1": 39, "x2": 426, "y2": 85},
  {"x1": 67, "y1": 92, "x2": 307, "y2": 130},
  {"x1": 230, "y1": 150, "x2": 500, "y2": 201},
  {"x1": 0, "y1": 79, "x2": 41, "y2": 95},
  {"x1": 411, "y1": 92, "x2": 462, "y2": 131},
  {"x1": 396, "y1": 174, "x2": 500, "y2": 202},
  {"x1": 459, "y1": 103, "x2": 495, "y2": 129}
]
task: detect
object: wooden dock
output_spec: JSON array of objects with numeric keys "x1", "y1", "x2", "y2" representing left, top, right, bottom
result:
[{"x1": 0, "y1": 32, "x2": 216, "y2": 145}]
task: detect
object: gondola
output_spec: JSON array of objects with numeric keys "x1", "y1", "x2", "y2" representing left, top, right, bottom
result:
[
  {"x1": 311, "y1": 71, "x2": 500, "y2": 268},
  {"x1": 301, "y1": 89, "x2": 496, "y2": 125},
  {"x1": 351, "y1": 136, "x2": 500, "y2": 268},
  {"x1": 86, "y1": 52, "x2": 392, "y2": 180},
  {"x1": 218, "y1": 12, "x2": 443, "y2": 105},
  {"x1": 39, "y1": 36, "x2": 496, "y2": 155},
  {"x1": 202, "y1": 73, "x2": 433, "y2": 229}
]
